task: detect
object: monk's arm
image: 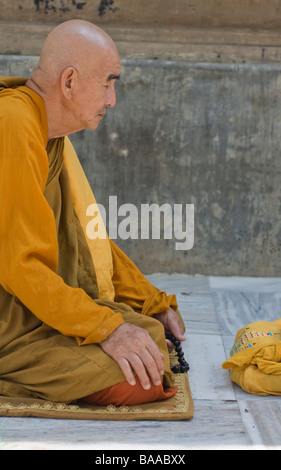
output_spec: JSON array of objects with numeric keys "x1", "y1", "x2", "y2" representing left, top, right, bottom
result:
[
  {"x1": 110, "y1": 238, "x2": 179, "y2": 316},
  {"x1": 110, "y1": 239, "x2": 186, "y2": 347},
  {"x1": 0, "y1": 109, "x2": 124, "y2": 344}
]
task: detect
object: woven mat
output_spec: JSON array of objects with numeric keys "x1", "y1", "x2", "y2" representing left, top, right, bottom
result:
[{"x1": 0, "y1": 373, "x2": 193, "y2": 421}]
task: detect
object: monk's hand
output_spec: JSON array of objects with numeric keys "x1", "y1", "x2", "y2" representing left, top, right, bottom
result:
[
  {"x1": 154, "y1": 307, "x2": 186, "y2": 352},
  {"x1": 99, "y1": 323, "x2": 165, "y2": 390}
]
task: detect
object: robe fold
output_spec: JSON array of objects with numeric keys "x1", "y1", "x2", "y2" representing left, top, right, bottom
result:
[
  {"x1": 0, "y1": 77, "x2": 180, "y2": 403},
  {"x1": 222, "y1": 319, "x2": 281, "y2": 395}
]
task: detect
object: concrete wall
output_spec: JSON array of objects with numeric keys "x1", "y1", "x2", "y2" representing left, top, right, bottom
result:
[
  {"x1": 71, "y1": 60, "x2": 281, "y2": 277},
  {"x1": 1, "y1": 1, "x2": 281, "y2": 276},
  {"x1": 1, "y1": 0, "x2": 281, "y2": 28}
]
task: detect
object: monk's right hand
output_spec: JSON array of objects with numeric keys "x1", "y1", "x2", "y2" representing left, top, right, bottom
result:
[{"x1": 99, "y1": 323, "x2": 165, "y2": 390}]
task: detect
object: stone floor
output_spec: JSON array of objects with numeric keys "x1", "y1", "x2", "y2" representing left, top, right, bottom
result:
[{"x1": 1, "y1": 274, "x2": 281, "y2": 450}]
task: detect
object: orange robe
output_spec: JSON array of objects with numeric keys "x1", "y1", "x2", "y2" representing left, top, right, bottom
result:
[{"x1": 0, "y1": 77, "x2": 180, "y2": 404}]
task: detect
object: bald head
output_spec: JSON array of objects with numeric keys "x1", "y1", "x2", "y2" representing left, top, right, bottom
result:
[
  {"x1": 26, "y1": 20, "x2": 121, "y2": 139},
  {"x1": 38, "y1": 20, "x2": 119, "y2": 79}
]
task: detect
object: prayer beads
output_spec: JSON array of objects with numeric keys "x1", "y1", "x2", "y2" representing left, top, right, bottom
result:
[{"x1": 166, "y1": 334, "x2": 190, "y2": 374}]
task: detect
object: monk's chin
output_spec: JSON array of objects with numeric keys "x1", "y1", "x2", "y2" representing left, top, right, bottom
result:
[{"x1": 86, "y1": 119, "x2": 103, "y2": 131}]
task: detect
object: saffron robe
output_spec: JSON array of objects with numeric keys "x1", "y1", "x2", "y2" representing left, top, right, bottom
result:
[
  {"x1": 222, "y1": 319, "x2": 281, "y2": 396},
  {"x1": 0, "y1": 77, "x2": 181, "y2": 403}
]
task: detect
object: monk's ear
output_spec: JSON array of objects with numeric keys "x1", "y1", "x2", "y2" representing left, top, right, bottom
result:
[{"x1": 60, "y1": 66, "x2": 77, "y2": 99}]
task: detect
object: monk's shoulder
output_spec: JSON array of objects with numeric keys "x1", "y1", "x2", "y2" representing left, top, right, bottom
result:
[
  {"x1": 0, "y1": 87, "x2": 47, "y2": 145},
  {"x1": 0, "y1": 87, "x2": 49, "y2": 186}
]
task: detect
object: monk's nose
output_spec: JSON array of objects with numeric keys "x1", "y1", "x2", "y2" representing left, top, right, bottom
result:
[{"x1": 106, "y1": 87, "x2": 116, "y2": 108}]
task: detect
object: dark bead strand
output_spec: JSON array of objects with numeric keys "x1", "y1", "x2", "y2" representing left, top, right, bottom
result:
[{"x1": 166, "y1": 334, "x2": 190, "y2": 374}]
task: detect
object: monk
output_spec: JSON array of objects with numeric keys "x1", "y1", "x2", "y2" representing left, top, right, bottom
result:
[{"x1": 0, "y1": 20, "x2": 185, "y2": 406}]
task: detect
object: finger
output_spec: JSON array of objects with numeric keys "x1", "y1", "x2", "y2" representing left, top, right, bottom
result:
[
  {"x1": 141, "y1": 349, "x2": 164, "y2": 387},
  {"x1": 169, "y1": 320, "x2": 186, "y2": 342},
  {"x1": 173, "y1": 332, "x2": 186, "y2": 342},
  {"x1": 165, "y1": 338, "x2": 174, "y2": 352},
  {"x1": 151, "y1": 348, "x2": 165, "y2": 377},
  {"x1": 118, "y1": 357, "x2": 136, "y2": 387},
  {"x1": 158, "y1": 309, "x2": 186, "y2": 342},
  {"x1": 132, "y1": 329, "x2": 164, "y2": 372},
  {"x1": 143, "y1": 336, "x2": 165, "y2": 375},
  {"x1": 127, "y1": 353, "x2": 152, "y2": 390}
]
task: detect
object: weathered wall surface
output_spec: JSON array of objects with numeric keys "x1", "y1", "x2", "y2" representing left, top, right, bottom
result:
[
  {"x1": 1, "y1": 1, "x2": 281, "y2": 275},
  {"x1": 71, "y1": 60, "x2": 281, "y2": 276},
  {"x1": 1, "y1": 0, "x2": 281, "y2": 28},
  {"x1": 2, "y1": 1, "x2": 281, "y2": 62}
]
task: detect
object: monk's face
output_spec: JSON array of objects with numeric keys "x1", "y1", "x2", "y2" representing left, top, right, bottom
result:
[{"x1": 70, "y1": 49, "x2": 120, "y2": 131}]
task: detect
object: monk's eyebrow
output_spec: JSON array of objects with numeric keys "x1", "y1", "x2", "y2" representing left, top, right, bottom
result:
[{"x1": 107, "y1": 74, "x2": 120, "y2": 81}]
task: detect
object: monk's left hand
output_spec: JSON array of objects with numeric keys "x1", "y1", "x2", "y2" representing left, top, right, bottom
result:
[{"x1": 154, "y1": 307, "x2": 186, "y2": 352}]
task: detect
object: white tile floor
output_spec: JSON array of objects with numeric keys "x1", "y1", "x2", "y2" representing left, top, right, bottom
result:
[{"x1": 1, "y1": 274, "x2": 281, "y2": 450}]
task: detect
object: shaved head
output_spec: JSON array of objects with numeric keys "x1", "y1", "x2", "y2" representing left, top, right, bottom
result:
[
  {"x1": 38, "y1": 20, "x2": 118, "y2": 79},
  {"x1": 26, "y1": 20, "x2": 121, "y2": 139}
]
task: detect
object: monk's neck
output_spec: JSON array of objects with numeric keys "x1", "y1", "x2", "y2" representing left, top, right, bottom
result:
[{"x1": 25, "y1": 78, "x2": 66, "y2": 140}]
